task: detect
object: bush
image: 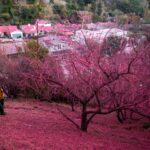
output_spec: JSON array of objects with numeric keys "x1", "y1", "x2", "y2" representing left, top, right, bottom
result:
[
  {"x1": 144, "y1": 9, "x2": 150, "y2": 24},
  {"x1": 117, "y1": 14, "x2": 128, "y2": 25},
  {"x1": 20, "y1": 6, "x2": 39, "y2": 24},
  {"x1": 91, "y1": 1, "x2": 102, "y2": 16},
  {"x1": 66, "y1": 2, "x2": 79, "y2": 16},
  {"x1": 116, "y1": 0, "x2": 144, "y2": 17},
  {"x1": 130, "y1": 14, "x2": 141, "y2": 30},
  {"x1": 0, "y1": 13, "x2": 11, "y2": 20},
  {"x1": 25, "y1": 39, "x2": 49, "y2": 60},
  {"x1": 92, "y1": 14, "x2": 102, "y2": 23}
]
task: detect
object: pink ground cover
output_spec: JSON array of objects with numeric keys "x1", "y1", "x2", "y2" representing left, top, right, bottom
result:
[{"x1": 0, "y1": 99, "x2": 150, "y2": 150}]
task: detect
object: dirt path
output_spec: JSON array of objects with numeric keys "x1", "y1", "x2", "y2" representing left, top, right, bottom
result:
[{"x1": 0, "y1": 99, "x2": 150, "y2": 150}]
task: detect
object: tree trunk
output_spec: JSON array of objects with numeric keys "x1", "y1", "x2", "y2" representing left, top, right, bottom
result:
[
  {"x1": 81, "y1": 104, "x2": 88, "y2": 132},
  {"x1": 117, "y1": 109, "x2": 125, "y2": 123},
  {"x1": 71, "y1": 99, "x2": 75, "y2": 112}
]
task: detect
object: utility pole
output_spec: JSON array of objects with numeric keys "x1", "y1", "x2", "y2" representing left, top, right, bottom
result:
[{"x1": 36, "y1": 19, "x2": 39, "y2": 59}]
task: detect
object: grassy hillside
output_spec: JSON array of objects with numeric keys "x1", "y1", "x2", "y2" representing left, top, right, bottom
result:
[{"x1": 0, "y1": 99, "x2": 150, "y2": 149}]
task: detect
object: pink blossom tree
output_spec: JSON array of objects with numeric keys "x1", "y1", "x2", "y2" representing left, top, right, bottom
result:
[
  {"x1": 17, "y1": 36, "x2": 150, "y2": 132},
  {"x1": 43, "y1": 39, "x2": 150, "y2": 131}
]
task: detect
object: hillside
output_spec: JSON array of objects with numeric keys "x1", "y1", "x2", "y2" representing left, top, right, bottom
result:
[
  {"x1": 0, "y1": 0, "x2": 150, "y2": 24},
  {"x1": 0, "y1": 99, "x2": 150, "y2": 149}
]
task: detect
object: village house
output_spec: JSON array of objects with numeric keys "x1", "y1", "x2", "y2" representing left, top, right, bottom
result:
[
  {"x1": 38, "y1": 26, "x2": 52, "y2": 36},
  {"x1": 0, "y1": 26, "x2": 23, "y2": 39},
  {"x1": 36, "y1": 20, "x2": 52, "y2": 35},
  {"x1": 0, "y1": 19, "x2": 52, "y2": 39},
  {"x1": 21, "y1": 20, "x2": 52, "y2": 37},
  {"x1": 21, "y1": 24, "x2": 37, "y2": 38}
]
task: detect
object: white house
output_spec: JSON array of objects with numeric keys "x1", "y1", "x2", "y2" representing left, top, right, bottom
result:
[
  {"x1": 0, "y1": 31, "x2": 4, "y2": 38},
  {"x1": 10, "y1": 30, "x2": 23, "y2": 39}
]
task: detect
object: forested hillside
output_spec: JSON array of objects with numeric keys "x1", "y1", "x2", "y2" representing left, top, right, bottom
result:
[
  {"x1": 0, "y1": 0, "x2": 150, "y2": 24},
  {"x1": 0, "y1": 0, "x2": 149, "y2": 24}
]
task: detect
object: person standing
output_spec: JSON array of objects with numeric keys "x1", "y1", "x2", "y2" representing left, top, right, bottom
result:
[{"x1": 0, "y1": 87, "x2": 5, "y2": 115}]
